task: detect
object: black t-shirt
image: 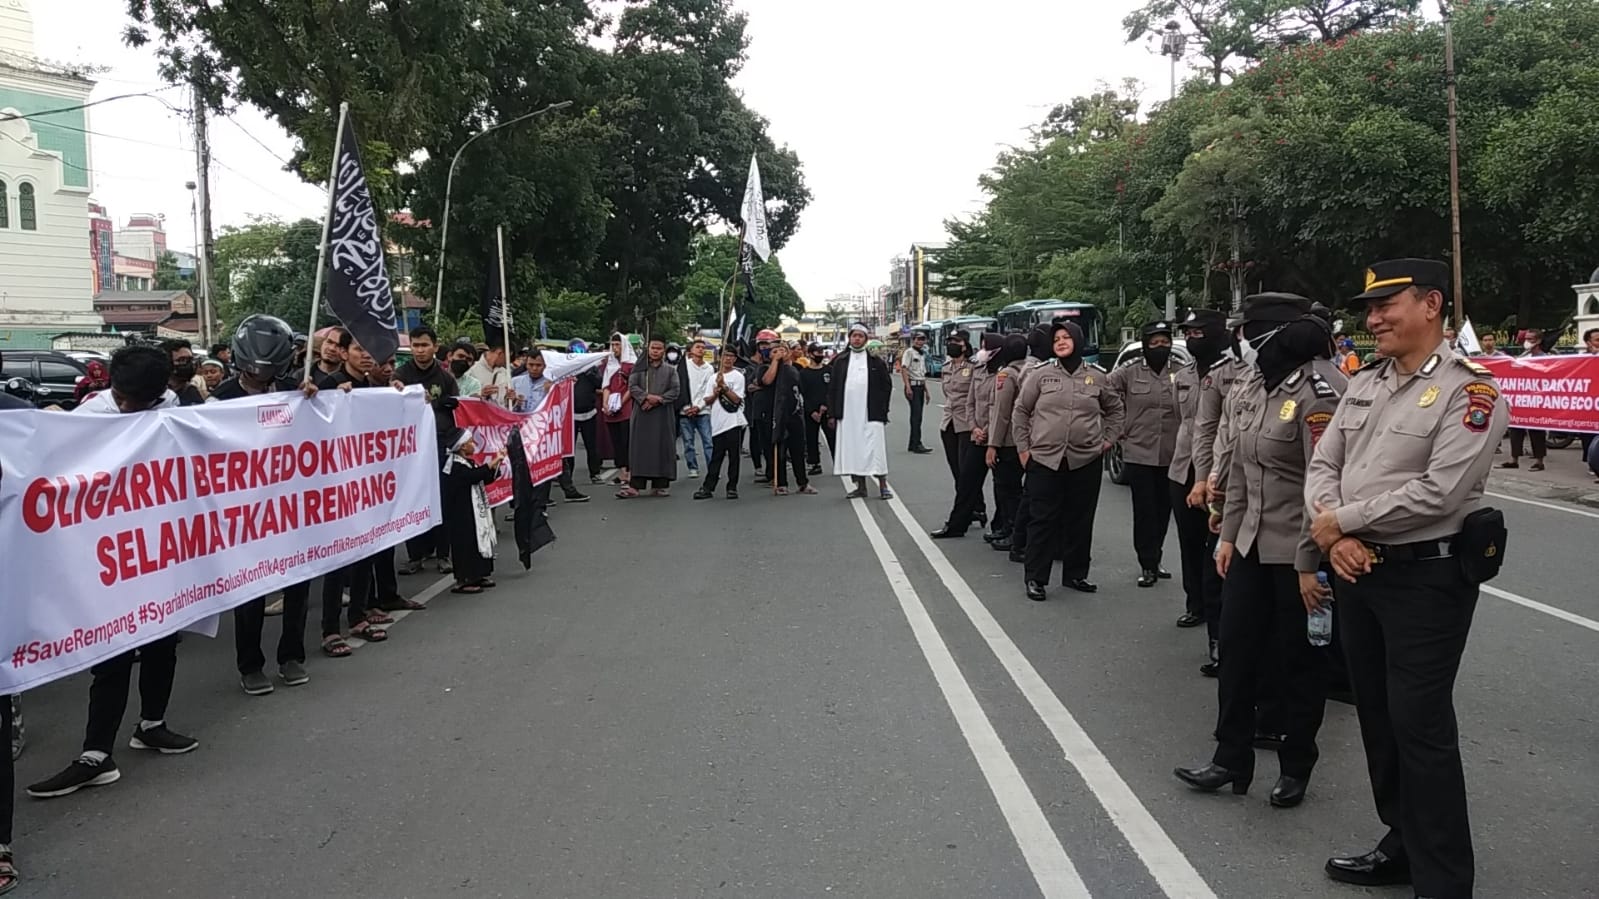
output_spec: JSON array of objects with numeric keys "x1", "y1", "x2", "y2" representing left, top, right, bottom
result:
[
  {"x1": 173, "y1": 383, "x2": 206, "y2": 406},
  {"x1": 771, "y1": 363, "x2": 803, "y2": 423},
  {"x1": 317, "y1": 367, "x2": 378, "y2": 390},
  {"x1": 208, "y1": 375, "x2": 301, "y2": 402}
]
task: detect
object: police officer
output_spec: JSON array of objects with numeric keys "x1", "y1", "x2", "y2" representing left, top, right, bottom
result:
[
  {"x1": 1002, "y1": 325, "x2": 1055, "y2": 562},
  {"x1": 1174, "y1": 292, "x2": 1345, "y2": 809},
  {"x1": 1109, "y1": 321, "x2": 1181, "y2": 587},
  {"x1": 1168, "y1": 309, "x2": 1231, "y2": 631},
  {"x1": 1012, "y1": 319, "x2": 1125, "y2": 601},
  {"x1": 983, "y1": 334, "x2": 1030, "y2": 550},
  {"x1": 936, "y1": 332, "x2": 985, "y2": 526},
  {"x1": 933, "y1": 334, "x2": 999, "y2": 537},
  {"x1": 1306, "y1": 260, "x2": 1507, "y2": 898},
  {"x1": 1192, "y1": 314, "x2": 1250, "y2": 669}
]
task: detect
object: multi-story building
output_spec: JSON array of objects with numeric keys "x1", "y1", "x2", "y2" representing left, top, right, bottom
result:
[
  {"x1": 88, "y1": 199, "x2": 112, "y2": 293},
  {"x1": 0, "y1": 0, "x2": 101, "y2": 348},
  {"x1": 114, "y1": 212, "x2": 167, "y2": 262}
]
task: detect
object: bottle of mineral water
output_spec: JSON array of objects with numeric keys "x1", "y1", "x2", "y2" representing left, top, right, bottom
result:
[{"x1": 1307, "y1": 571, "x2": 1333, "y2": 647}]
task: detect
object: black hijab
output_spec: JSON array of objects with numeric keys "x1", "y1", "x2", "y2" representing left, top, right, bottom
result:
[
  {"x1": 1052, "y1": 320, "x2": 1086, "y2": 374},
  {"x1": 1026, "y1": 325, "x2": 1053, "y2": 362},
  {"x1": 988, "y1": 333, "x2": 1028, "y2": 373},
  {"x1": 1248, "y1": 317, "x2": 1330, "y2": 390}
]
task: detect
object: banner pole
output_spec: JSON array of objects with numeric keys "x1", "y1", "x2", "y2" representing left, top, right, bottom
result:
[
  {"x1": 303, "y1": 101, "x2": 349, "y2": 385},
  {"x1": 496, "y1": 224, "x2": 511, "y2": 406}
]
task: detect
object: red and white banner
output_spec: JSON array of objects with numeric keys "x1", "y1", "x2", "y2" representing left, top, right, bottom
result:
[
  {"x1": 1475, "y1": 354, "x2": 1599, "y2": 433},
  {"x1": 450, "y1": 380, "x2": 574, "y2": 506},
  {"x1": 0, "y1": 388, "x2": 441, "y2": 694}
]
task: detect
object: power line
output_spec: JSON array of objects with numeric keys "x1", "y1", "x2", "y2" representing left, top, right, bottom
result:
[
  {"x1": 0, "y1": 129, "x2": 175, "y2": 185},
  {"x1": 0, "y1": 85, "x2": 185, "y2": 123},
  {"x1": 219, "y1": 114, "x2": 295, "y2": 169}
]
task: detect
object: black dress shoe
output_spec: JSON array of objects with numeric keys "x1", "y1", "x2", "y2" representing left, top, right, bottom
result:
[
  {"x1": 910, "y1": 446, "x2": 934, "y2": 454},
  {"x1": 1253, "y1": 732, "x2": 1286, "y2": 752},
  {"x1": 1173, "y1": 762, "x2": 1251, "y2": 794},
  {"x1": 1137, "y1": 569, "x2": 1158, "y2": 588},
  {"x1": 930, "y1": 526, "x2": 964, "y2": 539},
  {"x1": 972, "y1": 510, "x2": 988, "y2": 527},
  {"x1": 1062, "y1": 578, "x2": 1098, "y2": 593},
  {"x1": 991, "y1": 536, "x2": 1013, "y2": 551},
  {"x1": 1270, "y1": 775, "x2": 1308, "y2": 808},
  {"x1": 1199, "y1": 660, "x2": 1220, "y2": 678},
  {"x1": 725, "y1": 488, "x2": 739, "y2": 500},
  {"x1": 692, "y1": 489, "x2": 713, "y2": 500},
  {"x1": 1324, "y1": 849, "x2": 1411, "y2": 887},
  {"x1": 1025, "y1": 581, "x2": 1047, "y2": 602},
  {"x1": 1155, "y1": 567, "x2": 1172, "y2": 579},
  {"x1": 1175, "y1": 612, "x2": 1204, "y2": 628},
  {"x1": 1008, "y1": 549, "x2": 1026, "y2": 563},
  {"x1": 806, "y1": 464, "x2": 823, "y2": 476}
]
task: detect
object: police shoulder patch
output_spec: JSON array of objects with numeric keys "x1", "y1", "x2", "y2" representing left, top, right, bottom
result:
[
  {"x1": 1305, "y1": 410, "x2": 1333, "y2": 447},
  {"x1": 1085, "y1": 361, "x2": 1108, "y2": 373},
  {"x1": 1282, "y1": 368, "x2": 1306, "y2": 390},
  {"x1": 1311, "y1": 374, "x2": 1337, "y2": 399},
  {"x1": 1353, "y1": 357, "x2": 1391, "y2": 377},
  {"x1": 1456, "y1": 356, "x2": 1494, "y2": 377}
]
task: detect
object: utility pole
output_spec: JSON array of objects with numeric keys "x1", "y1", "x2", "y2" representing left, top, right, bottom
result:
[
  {"x1": 1160, "y1": 20, "x2": 1187, "y2": 321},
  {"x1": 1442, "y1": 0, "x2": 1466, "y2": 326},
  {"x1": 191, "y1": 74, "x2": 217, "y2": 345}
]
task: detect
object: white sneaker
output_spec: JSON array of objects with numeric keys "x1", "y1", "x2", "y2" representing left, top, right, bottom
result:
[
  {"x1": 264, "y1": 595, "x2": 285, "y2": 616},
  {"x1": 688, "y1": 468, "x2": 701, "y2": 479}
]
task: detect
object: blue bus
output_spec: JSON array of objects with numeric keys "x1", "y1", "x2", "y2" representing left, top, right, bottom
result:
[
  {"x1": 995, "y1": 300, "x2": 1105, "y2": 364},
  {"x1": 910, "y1": 315, "x2": 997, "y2": 376}
]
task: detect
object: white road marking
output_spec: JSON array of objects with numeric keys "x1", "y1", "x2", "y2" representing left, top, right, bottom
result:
[
  {"x1": 881, "y1": 494, "x2": 1218, "y2": 899},
  {"x1": 1484, "y1": 490, "x2": 1599, "y2": 520},
  {"x1": 1481, "y1": 584, "x2": 1599, "y2": 635},
  {"x1": 345, "y1": 574, "x2": 454, "y2": 649},
  {"x1": 847, "y1": 494, "x2": 1092, "y2": 899}
]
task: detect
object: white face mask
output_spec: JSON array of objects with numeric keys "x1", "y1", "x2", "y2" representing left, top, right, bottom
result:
[
  {"x1": 1238, "y1": 326, "x2": 1281, "y2": 369},
  {"x1": 1524, "y1": 342, "x2": 1536, "y2": 352}
]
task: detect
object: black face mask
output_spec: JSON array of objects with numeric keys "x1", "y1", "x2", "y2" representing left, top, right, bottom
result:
[
  {"x1": 1185, "y1": 332, "x2": 1226, "y2": 363},
  {"x1": 449, "y1": 359, "x2": 472, "y2": 377},
  {"x1": 946, "y1": 342, "x2": 965, "y2": 358},
  {"x1": 1143, "y1": 346, "x2": 1171, "y2": 371}
]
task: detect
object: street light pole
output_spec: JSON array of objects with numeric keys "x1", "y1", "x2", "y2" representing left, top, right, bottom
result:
[
  {"x1": 1441, "y1": 1, "x2": 1466, "y2": 326},
  {"x1": 1160, "y1": 21, "x2": 1187, "y2": 321},
  {"x1": 432, "y1": 100, "x2": 573, "y2": 328}
]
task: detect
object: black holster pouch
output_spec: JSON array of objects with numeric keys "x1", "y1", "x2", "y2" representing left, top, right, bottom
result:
[{"x1": 1456, "y1": 507, "x2": 1507, "y2": 585}]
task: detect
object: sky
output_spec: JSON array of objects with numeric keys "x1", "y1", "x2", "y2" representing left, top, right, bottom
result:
[{"x1": 31, "y1": 0, "x2": 1174, "y2": 311}]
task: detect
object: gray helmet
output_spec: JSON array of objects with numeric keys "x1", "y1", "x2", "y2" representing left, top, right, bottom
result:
[{"x1": 232, "y1": 314, "x2": 296, "y2": 381}]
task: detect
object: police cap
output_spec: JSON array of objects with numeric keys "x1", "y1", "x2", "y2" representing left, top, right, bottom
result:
[
  {"x1": 1352, "y1": 258, "x2": 1451, "y2": 303},
  {"x1": 1239, "y1": 292, "x2": 1312, "y2": 325},
  {"x1": 1141, "y1": 320, "x2": 1174, "y2": 340},
  {"x1": 1180, "y1": 309, "x2": 1227, "y2": 334}
]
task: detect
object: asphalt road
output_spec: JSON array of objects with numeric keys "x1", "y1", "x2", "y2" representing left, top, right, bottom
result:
[{"x1": 9, "y1": 408, "x2": 1598, "y2": 898}]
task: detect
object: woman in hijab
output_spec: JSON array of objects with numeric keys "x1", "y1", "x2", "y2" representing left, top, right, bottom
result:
[
  {"x1": 600, "y1": 332, "x2": 636, "y2": 485},
  {"x1": 1174, "y1": 292, "x2": 1345, "y2": 809},
  {"x1": 932, "y1": 332, "x2": 1003, "y2": 538},
  {"x1": 74, "y1": 358, "x2": 109, "y2": 405},
  {"x1": 981, "y1": 333, "x2": 1031, "y2": 550},
  {"x1": 1001, "y1": 324, "x2": 1057, "y2": 562},
  {"x1": 1011, "y1": 319, "x2": 1125, "y2": 601},
  {"x1": 441, "y1": 428, "x2": 505, "y2": 594}
]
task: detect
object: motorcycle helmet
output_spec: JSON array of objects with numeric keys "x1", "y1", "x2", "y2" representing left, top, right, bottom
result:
[{"x1": 232, "y1": 314, "x2": 296, "y2": 381}]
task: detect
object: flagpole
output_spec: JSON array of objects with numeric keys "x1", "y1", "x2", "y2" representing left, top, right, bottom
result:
[
  {"x1": 496, "y1": 224, "x2": 511, "y2": 405},
  {"x1": 723, "y1": 223, "x2": 746, "y2": 346},
  {"x1": 303, "y1": 101, "x2": 349, "y2": 385}
]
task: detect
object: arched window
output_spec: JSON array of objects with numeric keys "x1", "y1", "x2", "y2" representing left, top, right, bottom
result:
[
  {"x1": 1586, "y1": 296, "x2": 1599, "y2": 316},
  {"x1": 18, "y1": 183, "x2": 35, "y2": 231},
  {"x1": 0, "y1": 180, "x2": 8, "y2": 228}
]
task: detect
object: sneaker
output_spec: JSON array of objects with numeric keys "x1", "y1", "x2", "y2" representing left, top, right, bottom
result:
[
  {"x1": 264, "y1": 595, "x2": 285, "y2": 616},
  {"x1": 28, "y1": 755, "x2": 120, "y2": 798},
  {"x1": 563, "y1": 491, "x2": 590, "y2": 503},
  {"x1": 279, "y1": 660, "x2": 309, "y2": 687},
  {"x1": 806, "y1": 464, "x2": 823, "y2": 476},
  {"x1": 726, "y1": 487, "x2": 739, "y2": 500},
  {"x1": 687, "y1": 468, "x2": 700, "y2": 479},
  {"x1": 589, "y1": 476, "x2": 606, "y2": 485},
  {"x1": 240, "y1": 671, "x2": 275, "y2": 696},
  {"x1": 128, "y1": 724, "x2": 199, "y2": 755}
]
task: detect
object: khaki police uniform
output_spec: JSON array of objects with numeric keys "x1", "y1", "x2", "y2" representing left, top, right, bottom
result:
[
  {"x1": 1013, "y1": 359, "x2": 1125, "y2": 588},
  {"x1": 934, "y1": 356, "x2": 991, "y2": 536},
  {"x1": 1305, "y1": 340, "x2": 1507, "y2": 898},
  {"x1": 985, "y1": 359, "x2": 1028, "y2": 542},
  {"x1": 939, "y1": 355, "x2": 977, "y2": 486},
  {"x1": 1108, "y1": 353, "x2": 1181, "y2": 577}
]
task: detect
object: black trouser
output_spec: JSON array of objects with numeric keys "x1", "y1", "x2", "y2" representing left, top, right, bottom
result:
[
  {"x1": 1011, "y1": 475, "x2": 1032, "y2": 552},
  {"x1": 1335, "y1": 557, "x2": 1478, "y2": 899},
  {"x1": 629, "y1": 476, "x2": 670, "y2": 490},
  {"x1": 407, "y1": 473, "x2": 450, "y2": 563},
  {"x1": 703, "y1": 427, "x2": 743, "y2": 491},
  {"x1": 774, "y1": 422, "x2": 808, "y2": 488},
  {"x1": 990, "y1": 446, "x2": 1023, "y2": 537},
  {"x1": 83, "y1": 634, "x2": 180, "y2": 755},
  {"x1": 748, "y1": 411, "x2": 771, "y2": 474},
  {"x1": 908, "y1": 384, "x2": 927, "y2": 449},
  {"x1": 1212, "y1": 550, "x2": 1327, "y2": 780},
  {"x1": 320, "y1": 560, "x2": 370, "y2": 638},
  {"x1": 368, "y1": 545, "x2": 398, "y2": 602},
  {"x1": 1125, "y1": 462, "x2": 1174, "y2": 570},
  {"x1": 941, "y1": 425, "x2": 962, "y2": 484},
  {"x1": 2, "y1": 693, "x2": 13, "y2": 844},
  {"x1": 1023, "y1": 458, "x2": 1102, "y2": 584},
  {"x1": 557, "y1": 456, "x2": 578, "y2": 494},
  {"x1": 1508, "y1": 427, "x2": 1546, "y2": 460},
  {"x1": 1171, "y1": 475, "x2": 1209, "y2": 618},
  {"x1": 607, "y1": 419, "x2": 631, "y2": 470},
  {"x1": 805, "y1": 414, "x2": 835, "y2": 467},
  {"x1": 235, "y1": 580, "x2": 310, "y2": 675},
  {"x1": 943, "y1": 438, "x2": 991, "y2": 534},
  {"x1": 575, "y1": 415, "x2": 602, "y2": 478}
]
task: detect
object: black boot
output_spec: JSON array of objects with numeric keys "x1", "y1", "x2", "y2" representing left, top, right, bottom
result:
[{"x1": 1173, "y1": 762, "x2": 1251, "y2": 794}]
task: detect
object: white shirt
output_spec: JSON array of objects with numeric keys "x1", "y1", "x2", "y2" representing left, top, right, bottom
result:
[
  {"x1": 683, "y1": 359, "x2": 717, "y2": 414},
  {"x1": 465, "y1": 359, "x2": 513, "y2": 406},
  {"x1": 74, "y1": 389, "x2": 179, "y2": 414},
  {"x1": 706, "y1": 368, "x2": 747, "y2": 437}
]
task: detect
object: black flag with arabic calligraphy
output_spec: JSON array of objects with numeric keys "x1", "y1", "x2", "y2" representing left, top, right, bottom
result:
[{"x1": 325, "y1": 115, "x2": 400, "y2": 364}]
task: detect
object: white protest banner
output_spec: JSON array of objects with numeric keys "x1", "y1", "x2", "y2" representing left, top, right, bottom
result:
[{"x1": 0, "y1": 388, "x2": 441, "y2": 694}]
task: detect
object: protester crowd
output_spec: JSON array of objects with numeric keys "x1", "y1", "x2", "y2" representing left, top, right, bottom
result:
[{"x1": 0, "y1": 256, "x2": 1536, "y2": 898}]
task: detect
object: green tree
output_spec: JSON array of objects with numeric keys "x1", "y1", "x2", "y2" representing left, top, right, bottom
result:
[
  {"x1": 215, "y1": 218, "x2": 327, "y2": 333},
  {"x1": 677, "y1": 233, "x2": 802, "y2": 331},
  {"x1": 152, "y1": 250, "x2": 194, "y2": 291}
]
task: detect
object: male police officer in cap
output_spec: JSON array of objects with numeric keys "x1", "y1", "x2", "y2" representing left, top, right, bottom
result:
[
  {"x1": 1305, "y1": 259, "x2": 1508, "y2": 899},
  {"x1": 1109, "y1": 320, "x2": 1181, "y2": 587}
]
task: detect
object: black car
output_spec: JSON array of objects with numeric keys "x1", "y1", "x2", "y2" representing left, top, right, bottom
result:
[{"x1": 1, "y1": 351, "x2": 89, "y2": 409}]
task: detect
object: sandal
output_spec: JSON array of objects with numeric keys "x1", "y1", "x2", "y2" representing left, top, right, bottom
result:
[
  {"x1": 450, "y1": 583, "x2": 483, "y2": 595},
  {"x1": 350, "y1": 620, "x2": 388, "y2": 642},
  {"x1": 651, "y1": 488, "x2": 670, "y2": 497},
  {"x1": 845, "y1": 487, "x2": 868, "y2": 499},
  {"x1": 438, "y1": 560, "x2": 453, "y2": 574},
  {"x1": 615, "y1": 487, "x2": 640, "y2": 499},
  {"x1": 0, "y1": 849, "x2": 17, "y2": 896},
  {"x1": 880, "y1": 486, "x2": 894, "y2": 500},
  {"x1": 774, "y1": 486, "x2": 789, "y2": 496},
  {"x1": 799, "y1": 485, "x2": 819, "y2": 495},
  {"x1": 477, "y1": 578, "x2": 497, "y2": 589},
  {"x1": 399, "y1": 559, "x2": 426, "y2": 576},
  {"x1": 363, "y1": 609, "x2": 395, "y2": 626},
  {"x1": 378, "y1": 597, "x2": 427, "y2": 612},
  {"x1": 321, "y1": 636, "x2": 353, "y2": 658}
]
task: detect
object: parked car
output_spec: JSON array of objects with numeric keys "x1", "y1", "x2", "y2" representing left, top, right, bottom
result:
[
  {"x1": 0, "y1": 351, "x2": 90, "y2": 409},
  {"x1": 1105, "y1": 338, "x2": 1192, "y2": 486}
]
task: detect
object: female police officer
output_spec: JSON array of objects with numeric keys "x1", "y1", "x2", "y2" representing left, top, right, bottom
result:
[
  {"x1": 1011, "y1": 319, "x2": 1125, "y2": 601},
  {"x1": 1173, "y1": 293, "x2": 1345, "y2": 808}
]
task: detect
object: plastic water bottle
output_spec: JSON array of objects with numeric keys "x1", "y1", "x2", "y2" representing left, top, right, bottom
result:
[{"x1": 1307, "y1": 572, "x2": 1333, "y2": 647}]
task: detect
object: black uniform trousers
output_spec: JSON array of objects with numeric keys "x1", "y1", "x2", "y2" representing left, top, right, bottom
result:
[
  {"x1": 805, "y1": 414, "x2": 835, "y2": 467},
  {"x1": 908, "y1": 385, "x2": 927, "y2": 449},
  {"x1": 235, "y1": 580, "x2": 311, "y2": 675},
  {"x1": 2, "y1": 693, "x2": 14, "y2": 844},
  {"x1": 83, "y1": 633, "x2": 180, "y2": 755},
  {"x1": 1171, "y1": 473, "x2": 1209, "y2": 619},
  {"x1": 702, "y1": 426, "x2": 744, "y2": 492},
  {"x1": 1125, "y1": 462, "x2": 1173, "y2": 571},
  {"x1": 990, "y1": 447, "x2": 1023, "y2": 538},
  {"x1": 1334, "y1": 557, "x2": 1477, "y2": 899},
  {"x1": 773, "y1": 421, "x2": 809, "y2": 488},
  {"x1": 1011, "y1": 475, "x2": 1032, "y2": 553},
  {"x1": 1212, "y1": 549, "x2": 1327, "y2": 780},
  {"x1": 1508, "y1": 427, "x2": 1546, "y2": 460},
  {"x1": 575, "y1": 415, "x2": 603, "y2": 478},
  {"x1": 1023, "y1": 457, "x2": 1102, "y2": 585},
  {"x1": 941, "y1": 426, "x2": 987, "y2": 520},
  {"x1": 942, "y1": 438, "x2": 991, "y2": 534}
]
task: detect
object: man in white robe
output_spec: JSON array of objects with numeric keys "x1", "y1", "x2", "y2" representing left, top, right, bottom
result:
[{"x1": 828, "y1": 323, "x2": 893, "y2": 499}]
